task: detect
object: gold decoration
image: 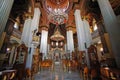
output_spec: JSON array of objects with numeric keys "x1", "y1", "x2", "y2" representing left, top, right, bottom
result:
[{"x1": 50, "y1": 26, "x2": 64, "y2": 41}]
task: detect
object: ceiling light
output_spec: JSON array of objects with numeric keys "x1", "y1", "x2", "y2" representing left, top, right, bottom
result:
[{"x1": 50, "y1": 26, "x2": 65, "y2": 41}]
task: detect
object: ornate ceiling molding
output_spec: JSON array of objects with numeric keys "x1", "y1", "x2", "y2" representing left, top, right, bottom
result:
[{"x1": 42, "y1": 0, "x2": 73, "y2": 13}]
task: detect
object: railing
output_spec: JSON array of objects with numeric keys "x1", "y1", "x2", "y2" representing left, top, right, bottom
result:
[
  {"x1": 12, "y1": 29, "x2": 22, "y2": 39},
  {"x1": 0, "y1": 70, "x2": 17, "y2": 80},
  {"x1": 101, "y1": 67, "x2": 120, "y2": 80},
  {"x1": 91, "y1": 30, "x2": 99, "y2": 39}
]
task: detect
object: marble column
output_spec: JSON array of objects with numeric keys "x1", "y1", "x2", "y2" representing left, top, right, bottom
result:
[
  {"x1": 83, "y1": 19, "x2": 92, "y2": 68},
  {"x1": 25, "y1": 7, "x2": 40, "y2": 69},
  {"x1": 74, "y1": 10, "x2": 86, "y2": 51},
  {"x1": 28, "y1": 8, "x2": 41, "y2": 47},
  {"x1": 40, "y1": 27, "x2": 48, "y2": 60},
  {"x1": 98, "y1": 0, "x2": 120, "y2": 68},
  {"x1": 21, "y1": 17, "x2": 32, "y2": 46},
  {"x1": 0, "y1": 0, "x2": 14, "y2": 37},
  {"x1": 26, "y1": 45, "x2": 35, "y2": 69},
  {"x1": 40, "y1": 8, "x2": 48, "y2": 60},
  {"x1": 66, "y1": 27, "x2": 74, "y2": 53},
  {"x1": 83, "y1": 19, "x2": 92, "y2": 48}
]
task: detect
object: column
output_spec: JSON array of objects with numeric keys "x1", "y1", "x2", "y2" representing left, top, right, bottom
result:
[
  {"x1": 74, "y1": 10, "x2": 86, "y2": 51},
  {"x1": 40, "y1": 8, "x2": 48, "y2": 60},
  {"x1": 0, "y1": 0, "x2": 14, "y2": 37},
  {"x1": 21, "y1": 16, "x2": 32, "y2": 47},
  {"x1": 40, "y1": 26, "x2": 48, "y2": 60},
  {"x1": 98, "y1": 0, "x2": 120, "y2": 68},
  {"x1": 83, "y1": 19, "x2": 92, "y2": 48},
  {"x1": 83, "y1": 19, "x2": 92, "y2": 68},
  {"x1": 26, "y1": 45, "x2": 35, "y2": 69},
  {"x1": 28, "y1": 8, "x2": 41, "y2": 47},
  {"x1": 25, "y1": 7, "x2": 41, "y2": 69},
  {"x1": 66, "y1": 27, "x2": 74, "y2": 53}
]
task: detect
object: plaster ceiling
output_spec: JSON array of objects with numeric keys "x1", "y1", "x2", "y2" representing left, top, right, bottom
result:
[{"x1": 9, "y1": 0, "x2": 120, "y2": 40}]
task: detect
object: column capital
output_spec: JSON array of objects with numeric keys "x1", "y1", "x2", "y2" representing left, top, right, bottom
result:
[
  {"x1": 35, "y1": 3, "x2": 41, "y2": 8},
  {"x1": 74, "y1": 9, "x2": 81, "y2": 14},
  {"x1": 66, "y1": 26, "x2": 74, "y2": 31},
  {"x1": 40, "y1": 25, "x2": 48, "y2": 31},
  {"x1": 25, "y1": 13, "x2": 33, "y2": 19}
]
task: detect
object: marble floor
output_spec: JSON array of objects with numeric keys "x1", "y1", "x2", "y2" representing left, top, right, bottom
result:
[{"x1": 33, "y1": 61, "x2": 83, "y2": 80}]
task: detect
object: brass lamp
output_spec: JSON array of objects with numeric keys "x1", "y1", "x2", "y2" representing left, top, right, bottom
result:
[{"x1": 50, "y1": 26, "x2": 64, "y2": 41}]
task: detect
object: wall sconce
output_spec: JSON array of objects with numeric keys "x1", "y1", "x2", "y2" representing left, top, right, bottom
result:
[
  {"x1": 100, "y1": 47, "x2": 103, "y2": 52},
  {"x1": 100, "y1": 47, "x2": 104, "y2": 55},
  {"x1": 7, "y1": 48, "x2": 10, "y2": 51}
]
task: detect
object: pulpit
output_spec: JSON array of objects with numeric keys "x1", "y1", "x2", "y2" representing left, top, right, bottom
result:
[
  {"x1": 13, "y1": 44, "x2": 28, "y2": 80},
  {"x1": 88, "y1": 45, "x2": 100, "y2": 79}
]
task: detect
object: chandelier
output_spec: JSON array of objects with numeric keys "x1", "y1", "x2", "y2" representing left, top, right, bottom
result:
[{"x1": 50, "y1": 26, "x2": 64, "y2": 41}]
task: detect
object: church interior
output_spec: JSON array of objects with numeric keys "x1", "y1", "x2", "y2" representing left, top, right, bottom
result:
[{"x1": 0, "y1": 0, "x2": 120, "y2": 80}]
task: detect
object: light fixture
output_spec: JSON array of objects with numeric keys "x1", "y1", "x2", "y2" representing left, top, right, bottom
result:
[
  {"x1": 100, "y1": 47, "x2": 103, "y2": 52},
  {"x1": 94, "y1": 24, "x2": 98, "y2": 31},
  {"x1": 50, "y1": 26, "x2": 65, "y2": 41},
  {"x1": 7, "y1": 48, "x2": 10, "y2": 51},
  {"x1": 14, "y1": 22, "x2": 19, "y2": 29}
]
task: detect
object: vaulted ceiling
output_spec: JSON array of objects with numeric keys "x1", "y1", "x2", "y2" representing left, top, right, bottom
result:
[{"x1": 9, "y1": 0, "x2": 120, "y2": 39}]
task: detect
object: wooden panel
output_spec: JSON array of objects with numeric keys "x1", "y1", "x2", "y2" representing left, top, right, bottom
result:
[{"x1": 0, "y1": 32, "x2": 6, "y2": 50}]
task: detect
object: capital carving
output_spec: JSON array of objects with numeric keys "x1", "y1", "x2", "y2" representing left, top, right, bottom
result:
[{"x1": 40, "y1": 25, "x2": 48, "y2": 31}]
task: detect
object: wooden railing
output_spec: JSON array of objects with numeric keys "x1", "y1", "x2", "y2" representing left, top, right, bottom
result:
[
  {"x1": 101, "y1": 67, "x2": 120, "y2": 80},
  {"x1": 39, "y1": 60, "x2": 53, "y2": 71},
  {"x1": 61, "y1": 59, "x2": 78, "y2": 72},
  {"x1": 0, "y1": 70, "x2": 17, "y2": 80}
]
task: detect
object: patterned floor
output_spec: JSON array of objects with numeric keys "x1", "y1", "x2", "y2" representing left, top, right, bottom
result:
[{"x1": 33, "y1": 61, "x2": 82, "y2": 80}]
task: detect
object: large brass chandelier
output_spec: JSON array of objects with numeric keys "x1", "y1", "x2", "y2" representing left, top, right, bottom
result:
[{"x1": 50, "y1": 26, "x2": 64, "y2": 41}]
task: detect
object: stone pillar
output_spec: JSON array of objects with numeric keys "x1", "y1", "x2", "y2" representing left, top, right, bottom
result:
[
  {"x1": 40, "y1": 26, "x2": 48, "y2": 60},
  {"x1": 25, "y1": 7, "x2": 40, "y2": 70},
  {"x1": 83, "y1": 19, "x2": 92, "y2": 48},
  {"x1": 74, "y1": 9, "x2": 86, "y2": 51},
  {"x1": 28, "y1": 8, "x2": 41, "y2": 47},
  {"x1": 66, "y1": 27, "x2": 74, "y2": 53},
  {"x1": 67, "y1": 10, "x2": 75, "y2": 53},
  {"x1": 26, "y1": 45, "x2": 35, "y2": 69},
  {"x1": 0, "y1": 0, "x2": 14, "y2": 37},
  {"x1": 40, "y1": 8, "x2": 48, "y2": 60},
  {"x1": 21, "y1": 16, "x2": 32, "y2": 46},
  {"x1": 98, "y1": 0, "x2": 120, "y2": 68},
  {"x1": 83, "y1": 19, "x2": 92, "y2": 68}
]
